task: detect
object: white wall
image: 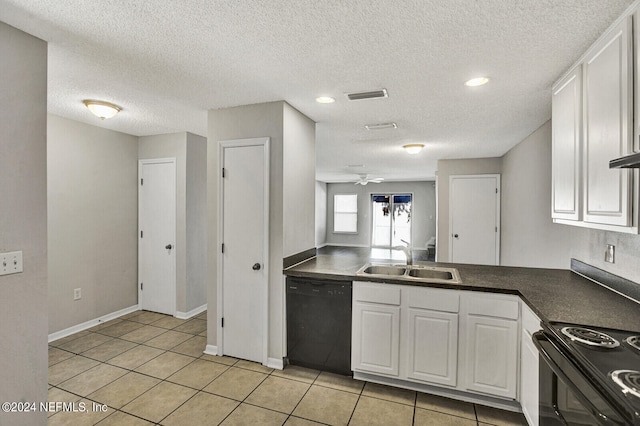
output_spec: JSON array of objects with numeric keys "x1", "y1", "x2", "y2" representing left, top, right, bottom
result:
[
  {"x1": 501, "y1": 121, "x2": 578, "y2": 268},
  {"x1": 48, "y1": 115, "x2": 138, "y2": 333},
  {"x1": 185, "y1": 133, "x2": 208, "y2": 311},
  {"x1": 501, "y1": 120, "x2": 640, "y2": 282},
  {"x1": 139, "y1": 133, "x2": 187, "y2": 313},
  {"x1": 315, "y1": 181, "x2": 327, "y2": 247},
  {"x1": 139, "y1": 132, "x2": 208, "y2": 314},
  {"x1": 283, "y1": 103, "x2": 316, "y2": 257},
  {"x1": 436, "y1": 158, "x2": 502, "y2": 261},
  {"x1": 324, "y1": 181, "x2": 436, "y2": 249},
  {"x1": 207, "y1": 101, "x2": 315, "y2": 363},
  {"x1": 0, "y1": 22, "x2": 48, "y2": 425},
  {"x1": 207, "y1": 102, "x2": 285, "y2": 360}
]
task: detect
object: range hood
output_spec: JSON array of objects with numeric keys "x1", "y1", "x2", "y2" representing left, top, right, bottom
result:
[{"x1": 609, "y1": 152, "x2": 640, "y2": 169}]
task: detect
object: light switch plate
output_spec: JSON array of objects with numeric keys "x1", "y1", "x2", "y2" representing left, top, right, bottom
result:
[
  {"x1": 0, "y1": 251, "x2": 23, "y2": 276},
  {"x1": 605, "y1": 244, "x2": 615, "y2": 263}
]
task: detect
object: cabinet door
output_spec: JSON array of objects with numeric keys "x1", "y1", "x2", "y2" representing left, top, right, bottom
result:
[
  {"x1": 352, "y1": 301, "x2": 400, "y2": 376},
  {"x1": 552, "y1": 64, "x2": 582, "y2": 221},
  {"x1": 465, "y1": 315, "x2": 518, "y2": 399},
  {"x1": 406, "y1": 308, "x2": 458, "y2": 387},
  {"x1": 583, "y1": 16, "x2": 633, "y2": 226},
  {"x1": 520, "y1": 336, "x2": 539, "y2": 426}
]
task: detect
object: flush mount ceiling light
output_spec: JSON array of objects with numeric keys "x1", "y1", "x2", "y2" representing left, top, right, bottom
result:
[
  {"x1": 83, "y1": 100, "x2": 121, "y2": 120},
  {"x1": 365, "y1": 122, "x2": 397, "y2": 130},
  {"x1": 315, "y1": 96, "x2": 335, "y2": 104},
  {"x1": 464, "y1": 77, "x2": 490, "y2": 87},
  {"x1": 403, "y1": 144, "x2": 424, "y2": 154}
]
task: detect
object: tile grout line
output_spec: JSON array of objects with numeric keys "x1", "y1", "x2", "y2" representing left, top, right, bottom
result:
[
  {"x1": 50, "y1": 325, "x2": 209, "y2": 423},
  {"x1": 278, "y1": 369, "x2": 320, "y2": 425}
]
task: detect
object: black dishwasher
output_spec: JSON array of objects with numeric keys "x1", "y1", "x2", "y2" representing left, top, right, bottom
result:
[{"x1": 286, "y1": 277, "x2": 352, "y2": 375}]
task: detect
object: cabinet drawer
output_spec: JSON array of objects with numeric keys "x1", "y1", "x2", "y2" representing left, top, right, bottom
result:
[
  {"x1": 354, "y1": 282, "x2": 401, "y2": 305},
  {"x1": 466, "y1": 294, "x2": 519, "y2": 320},
  {"x1": 407, "y1": 287, "x2": 459, "y2": 313},
  {"x1": 522, "y1": 303, "x2": 542, "y2": 337}
]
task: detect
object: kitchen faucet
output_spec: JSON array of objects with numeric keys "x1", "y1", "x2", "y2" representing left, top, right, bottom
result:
[{"x1": 394, "y1": 239, "x2": 412, "y2": 265}]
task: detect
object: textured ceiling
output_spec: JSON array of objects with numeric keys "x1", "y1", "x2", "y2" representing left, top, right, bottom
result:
[{"x1": 0, "y1": 0, "x2": 634, "y2": 182}]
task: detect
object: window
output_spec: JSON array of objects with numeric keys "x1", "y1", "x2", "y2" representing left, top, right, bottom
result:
[
  {"x1": 371, "y1": 194, "x2": 412, "y2": 247},
  {"x1": 333, "y1": 194, "x2": 358, "y2": 233}
]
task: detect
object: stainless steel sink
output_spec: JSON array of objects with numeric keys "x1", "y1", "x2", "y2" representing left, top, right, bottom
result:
[
  {"x1": 356, "y1": 263, "x2": 461, "y2": 284},
  {"x1": 407, "y1": 268, "x2": 453, "y2": 280},
  {"x1": 361, "y1": 265, "x2": 407, "y2": 276}
]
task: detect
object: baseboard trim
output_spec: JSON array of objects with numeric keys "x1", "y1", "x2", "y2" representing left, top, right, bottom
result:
[
  {"x1": 353, "y1": 371, "x2": 522, "y2": 412},
  {"x1": 175, "y1": 304, "x2": 207, "y2": 320},
  {"x1": 267, "y1": 357, "x2": 284, "y2": 370},
  {"x1": 48, "y1": 304, "x2": 140, "y2": 343},
  {"x1": 203, "y1": 344, "x2": 218, "y2": 356}
]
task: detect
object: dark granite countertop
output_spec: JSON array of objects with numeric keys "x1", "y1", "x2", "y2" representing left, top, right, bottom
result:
[{"x1": 284, "y1": 247, "x2": 640, "y2": 333}]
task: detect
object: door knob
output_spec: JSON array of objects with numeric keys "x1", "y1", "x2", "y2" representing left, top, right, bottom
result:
[
  {"x1": 165, "y1": 244, "x2": 173, "y2": 249},
  {"x1": 252, "y1": 263, "x2": 261, "y2": 271}
]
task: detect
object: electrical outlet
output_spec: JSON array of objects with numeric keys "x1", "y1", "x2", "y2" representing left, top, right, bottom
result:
[
  {"x1": 0, "y1": 251, "x2": 23, "y2": 276},
  {"x1": 605, "y1": 244, "x2": 615, "y2": 263},
  {"x1": 74, "y1": 288, "x2": 82, "y2": 300}
]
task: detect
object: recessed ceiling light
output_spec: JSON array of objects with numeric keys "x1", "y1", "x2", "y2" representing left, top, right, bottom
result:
[
  {"x1": 365, "y1": 122, "x2": 397, "y2": 130},
  {"x1": 83, "y1": 100, "x2": 121, "y2": 120},
  {"x1": 315, "y1": 96, "x2": 335, "y2": 104},
  {"x1": 464, "y1": 77, "x2": 489, "y2": 87},
  {"x1": 403, "y1": 144, "x2": 424, "y2": 155}
]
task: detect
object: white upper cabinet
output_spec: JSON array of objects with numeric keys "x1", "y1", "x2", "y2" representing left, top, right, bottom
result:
[
  {"x1": 552, "y1": 64, "x2": 582, "y2": 221},
  {"x1": 583, "y1": 15, "x2": 633, "y2": 226},
  {"x1": 552, "y1": 8, "x2": 638, "y2": 233}
]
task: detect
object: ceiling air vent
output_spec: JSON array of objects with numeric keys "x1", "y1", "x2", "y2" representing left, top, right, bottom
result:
[{"x1": 345, "y1": 88, "x2": 388, "y2": 101}]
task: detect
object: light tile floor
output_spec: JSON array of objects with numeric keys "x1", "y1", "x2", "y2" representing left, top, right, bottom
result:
[{"x1": 48, "y1": 310, "x2": 528, "y2": 425}]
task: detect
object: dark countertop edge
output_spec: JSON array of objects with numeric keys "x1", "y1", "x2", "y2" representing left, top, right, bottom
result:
[
  {"x1": 283, "y1": 267, "x2": 539, "y2": 313},
  {"x1": 283, "y1": 257, "x2": 640, "y2": 332}
]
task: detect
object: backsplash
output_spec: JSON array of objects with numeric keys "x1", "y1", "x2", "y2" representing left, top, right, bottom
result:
[
  {"x1": 570, "y1": 229, "x2": 640, "y2": 286},
  {"x1": 571, "y1": 259, "x2": 640, "y2": 303}
]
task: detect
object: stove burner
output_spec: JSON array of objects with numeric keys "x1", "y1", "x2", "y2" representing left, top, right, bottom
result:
[
  {"x1": 626, "y1": 336, "x2": 640, "y2": 352},
  {"x1": 611, "y1": 370, "x2": 640, "y2": 398},
  {"x1": 561, "y1": 326, "x2": 620, "y2": 348}
]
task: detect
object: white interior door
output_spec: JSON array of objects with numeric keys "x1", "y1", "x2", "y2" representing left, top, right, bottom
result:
[
  {"x1": 139, "y1": 159, "x2": 176, "y2": 315},
  {"x1": 219, "y1": 138, "x2": 269, "y2": 363},
  {"x1": 449, "y1": 175, "x2": 500, "y2": 265}
]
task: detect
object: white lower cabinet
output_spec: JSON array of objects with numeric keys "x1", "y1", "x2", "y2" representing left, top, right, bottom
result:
[
  {"x1": 406, "y1": 308, "x2": 458, "y2": 386},
  {"x1": 520, "y1": 304, "x2": 541, "y2": 426},
  {"x1": 352, "y1": 282, "x2": 531, "y2": 409},
  {"x1": 404, "y1": 287, "x2": 459, "y2": 387},
  {"x1": 351, "y1": 283, "x2": 401, "y2": 376},
  {"x1": 464, "y1": 315, "x2": 518, "y2": 398},
  {"x1": 462, "y1": 293, "x2": 520, "y2": 399}
]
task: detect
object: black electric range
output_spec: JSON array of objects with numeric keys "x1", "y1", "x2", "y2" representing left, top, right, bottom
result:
[{"x1": 534, "y1": 321, "x2": 640, "y2": 425}]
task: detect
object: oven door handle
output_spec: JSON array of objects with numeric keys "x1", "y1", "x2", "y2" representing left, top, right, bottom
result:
[{"x1": 532, "y1": 331, "x2": 619, "y2": 425}]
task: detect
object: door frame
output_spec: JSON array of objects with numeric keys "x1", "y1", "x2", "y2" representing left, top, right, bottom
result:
[
  {"x1": 448, "y1": 174, "x2": 500, "y2": 265},
  {"x1": 138, "y1": 157, "x2": 177, "y2": 315},
  {"x1": 216, "y1": 137, "x2": 270, "y2": 365}
]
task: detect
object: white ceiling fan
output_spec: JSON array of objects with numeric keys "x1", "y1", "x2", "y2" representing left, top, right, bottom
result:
[{"x1": 354, "y1": 174, "x2": 384, "y2": 185}]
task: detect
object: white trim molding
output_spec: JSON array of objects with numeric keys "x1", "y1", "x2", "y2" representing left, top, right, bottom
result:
[
  {"x1": 267, "y1": 357, "x2": 284, "y2": 370},
  {"x1": 204, "y1": 344, "x2": 219, "y2": 356},
  {"x1": 48, "y1": 304, "x2": 140, "y2": 343},
  {"x1": 175, "y1": 303, "x2": 207, "y2": 320}
]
